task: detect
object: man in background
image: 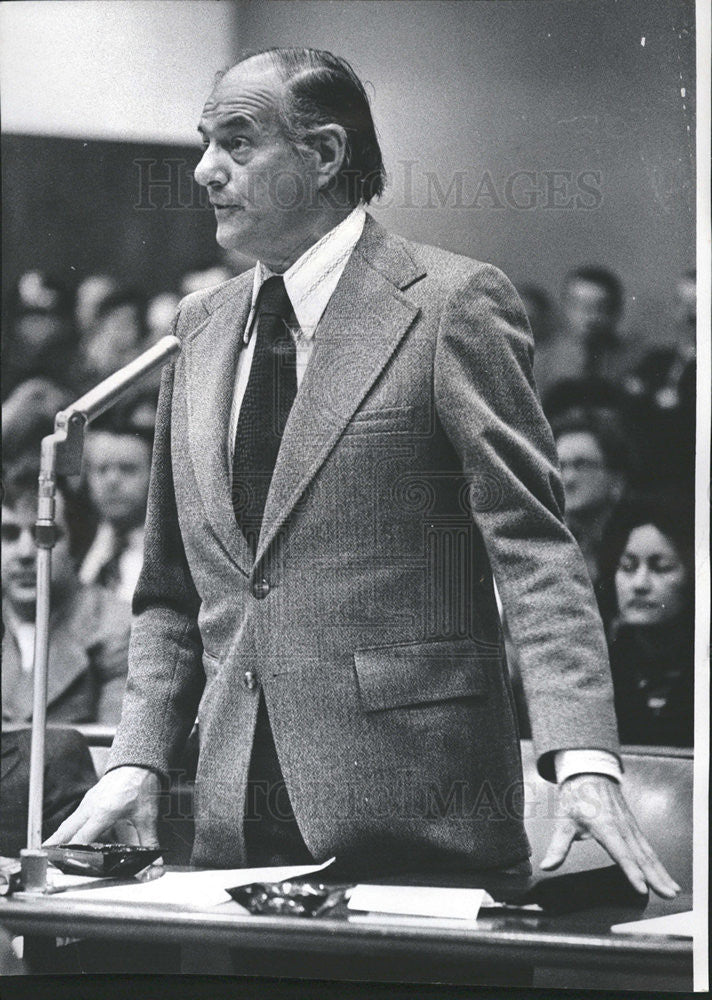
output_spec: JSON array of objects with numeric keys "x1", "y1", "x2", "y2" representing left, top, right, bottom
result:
[
  {"x1": 80, "y1": 418, "x2": 153, "y2": 604},
  {"x1": 552, "y1": 413, "x2": 631, "y2": 588},
  {"x1": 2, "y1": 471, "x2": 130, "y2": 726},
  {"x1": 535, "y1": 266, "x2": 634, "y2": 400}
]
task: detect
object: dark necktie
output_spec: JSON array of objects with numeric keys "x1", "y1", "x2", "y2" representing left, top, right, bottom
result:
[{"x1": 232, "y1": 275, "x2": 298, "y2": 555}]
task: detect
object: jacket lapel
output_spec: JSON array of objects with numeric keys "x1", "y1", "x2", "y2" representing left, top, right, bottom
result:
[
  {"x1": 256, "y1": 218, "x2": 425, "y2": 566},
  {"x1": 1, "y1": 630, "x2": 32, "y2": 722},
  {"x1": 186, "y1": 276, "x2": 254, "y2": 575},
  {"x1": 45, "y1": 597, "x2": 93, "y2": 708}
]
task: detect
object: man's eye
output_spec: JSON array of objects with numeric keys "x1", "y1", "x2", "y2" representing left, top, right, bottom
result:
[{"x1": 230, "y1": 137, "x2": 248, "y2": 153}]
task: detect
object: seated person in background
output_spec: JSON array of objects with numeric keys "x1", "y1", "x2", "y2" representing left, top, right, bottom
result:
[
  {"x1": 551, "y1": 412, "x2": 631, "y2": 591},
  {"x1": 79, "y1": 287, "x2": 147, "y2": 386},
  {"x1": 507, "y1": 411, "x2": 632, "y2": 736},
  {"x1": 74, "y1": 273, "x2": 118, "y2": 341},
  {"x1": 2, "y1": 470, "x2": 130, "y2": 726},
  {"x1": 534, "y1": 266, "x2": 636, "y2": 400},
  {"x1": 79, "y1": 416, "x2": 152, "y2": 604},
  {"x1": 598, "y1": 494, "x2": 694, "y2": 747},
  {"x1": 2, "y1": 272, "x2": 81, "y2": 462},
  {"x1": 542, "y1": 375, "x2": 632, "y2": 427},
  {"x1": 625, "y1": 268, "x2": 696, "y2": 411},
  {"x1": 1, "y1": 271, "x2": 79, "y2": 402},
  {"x1": 2, "y1": 377, "x2": 70, "y2": 469},
  {"x1": 0, "y1": 728, "x2": 97, "y2": 857},
  {"x1": 623, "y1": 269, "x2": 696, "y2": 491}
]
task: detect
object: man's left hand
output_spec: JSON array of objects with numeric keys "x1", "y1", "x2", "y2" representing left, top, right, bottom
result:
[{"x1": 541, "y1": 773, "x2": 681, "y2": 898}]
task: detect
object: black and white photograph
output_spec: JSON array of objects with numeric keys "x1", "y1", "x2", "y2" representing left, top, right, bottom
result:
[{"x1": 0, "y1": 1, "x2": 709, "y2": 996}]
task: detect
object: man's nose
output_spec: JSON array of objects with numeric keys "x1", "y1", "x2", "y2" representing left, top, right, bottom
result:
[
  {"x1": 17, "y1": 528, "x2": 36, "y2": 559},
  {"x1": 194, "y1": 145, "x2": 229, "y2": 188}
]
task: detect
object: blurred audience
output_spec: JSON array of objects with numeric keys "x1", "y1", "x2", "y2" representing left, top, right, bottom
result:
[
  {"x1": 146, "y1": 291, "x2": 180, "y2": 346},
  {"x1": 622, "y1": 269, "x2": 696, "y2": 490},
  {"x1": 2, "y1": 470, "x2": 130, "y2": 726},
  {"x1": 180, "y1": 263, "x2": 233, "y2": 297},
  {"x1": 552, "y1": 412, "x2": 632, "y2": 591},
  {"x1": 2, "y1": 377, "x2": 70, "y2": 469},
  {"x1": 74, "y1": 273, "x2": 118, "y2": 340},
  {"x1": 80, "y1": 416, "x2": 153, "y2": 603},
  {"x1": 81, "y1": 287, "x2": 148, "y2": 383},
  {"x1": 1, "y1": 273, "x2": 80, "y2": 463},
  {"x1": 518, "y1": 284, "x2": 555, "y2": 349},
  {"x1": 535, "y1": 266, "x2": 636, "y2": 400},
  {"x1": 1, "y1": 271, "x2": 78, "y2": 401},
  {"x1": 598, "y1": 494, "x2": 694, "y2": 747}
]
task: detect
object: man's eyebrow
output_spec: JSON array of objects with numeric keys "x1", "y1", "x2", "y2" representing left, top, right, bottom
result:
[{"x1": 197, "y1": 113, "x2": 256, "y2": 135}]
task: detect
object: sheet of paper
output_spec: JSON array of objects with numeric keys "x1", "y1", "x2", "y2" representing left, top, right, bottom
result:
[
  {"x1": 347, "y1": 883, "x2": 485, "y2": 921},
  {"x1": 56, "y1": 857, "x2": 335, "y2": 907},
  {"x1": 48, "y1": 870, "x2": 118, "y2": 891},
  {"x1": 611, "y1": 910, "x2": 694, "y2": 937}
]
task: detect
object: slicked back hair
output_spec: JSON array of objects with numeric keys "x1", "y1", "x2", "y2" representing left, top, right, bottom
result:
[{"x1": 227, "y1": 47, "x2": 386, "y2": 206}]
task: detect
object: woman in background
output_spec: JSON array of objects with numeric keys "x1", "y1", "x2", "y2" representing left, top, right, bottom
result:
[{"x1": 599, "y1": 495, "x2": 694, "y2": 747}]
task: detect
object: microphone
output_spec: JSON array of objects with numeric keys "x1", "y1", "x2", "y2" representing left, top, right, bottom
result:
[
  {"x1": 57, "y1": 334, "x2": 181, "y2": 425},
  {"x1": 44, "y1": 335, "x2": 181, "y2": 479}
]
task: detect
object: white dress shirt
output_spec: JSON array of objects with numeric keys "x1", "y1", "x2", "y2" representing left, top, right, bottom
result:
[
  {"x1": 227, "y1": 204, "x2": 621, "y2": 785},
  {"x1": 79, "y1": 522, "x2": 145, "y2": 604},
  {"x1": 228, "y1": 204, "x2": 367, "y2": 453}
]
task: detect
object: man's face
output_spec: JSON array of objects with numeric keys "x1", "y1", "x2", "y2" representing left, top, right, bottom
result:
[
  {"x1": 1, "y1": 493, "x2": 75, "y2": 619},
  {"x1": 85, "y1": 432, "x2": 152, "y2": 529},
  {"x1": 556, "y1": 431, "x2": 621, "y2": 516},
  {"x1": 562, "y1": 279, "x2": 619, "y2": 341},
  {"x1": 194, "y1": 61, "x2": 320, "y2": 269},
  {"x1": 615, "y1": 524, "x2": 688, "y2": 626}
]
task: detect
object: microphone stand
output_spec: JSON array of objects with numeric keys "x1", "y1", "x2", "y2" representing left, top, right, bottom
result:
[{"x1": 20, "y1": 335, "x2": 181, "y2": 893}]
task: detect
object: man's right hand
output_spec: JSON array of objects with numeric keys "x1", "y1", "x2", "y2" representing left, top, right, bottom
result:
[{"x1": 44, "y1": 766, "x2": 162, "y2": 847}]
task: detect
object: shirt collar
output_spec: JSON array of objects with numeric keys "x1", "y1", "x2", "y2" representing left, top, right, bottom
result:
[{"x1": 249, "y1": 205, "x2": 366, "y2": 342}]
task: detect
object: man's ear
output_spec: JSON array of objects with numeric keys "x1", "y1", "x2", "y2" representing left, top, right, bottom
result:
[{"x1": 309, "y1": 124, "x2": 349, "y2": 190}]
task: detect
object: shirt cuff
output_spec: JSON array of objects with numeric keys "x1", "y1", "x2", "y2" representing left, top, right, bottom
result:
[{"x1": 554, "y1": 749, "x2": 622, "y2": 784}]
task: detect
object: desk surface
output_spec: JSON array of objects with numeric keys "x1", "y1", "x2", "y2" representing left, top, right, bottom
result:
[{"x1": 0, "y1": 868, "x2": 693, "y2": 986}]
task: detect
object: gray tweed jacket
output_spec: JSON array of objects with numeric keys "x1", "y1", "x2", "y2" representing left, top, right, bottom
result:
[{"x1": 108, "y1": 215, "x2": 620, "y2": 871}]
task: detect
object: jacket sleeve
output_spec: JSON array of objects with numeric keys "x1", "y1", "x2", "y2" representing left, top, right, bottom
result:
[
  {"x1": 107, "y1": 310, "x2": 205, "y2": 777},
  {"x1": 433, "y1": 263, "x2": 620, "y2": 779}
]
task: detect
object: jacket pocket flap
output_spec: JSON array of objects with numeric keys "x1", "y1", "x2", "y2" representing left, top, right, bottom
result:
[{"x1": 354, "y1": 639, "x2": 493, "y2": 712}]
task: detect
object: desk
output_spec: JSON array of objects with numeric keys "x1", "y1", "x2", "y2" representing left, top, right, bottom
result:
[{"x1": 0, "y1": 869, "x2": 693, "y2": 990}]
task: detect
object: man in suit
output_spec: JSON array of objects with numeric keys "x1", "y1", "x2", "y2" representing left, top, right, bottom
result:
[
  {"x1": 49, "y1": 48, "x2": 677, "y2": 896},
  {"x1": 2, "y1": 470, "x2": 130, "y2": 727},
  {"x1": 80, "y1": 418, "x2": 153, "y2": 604}
]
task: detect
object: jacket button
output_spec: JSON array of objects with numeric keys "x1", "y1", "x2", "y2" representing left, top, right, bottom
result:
[
  {"x1": 243, "y1": 670, "x2": 258, "y2": 691},
  {"x1": 252, "y1": 578, "x2": 271, "y2": 599}
]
